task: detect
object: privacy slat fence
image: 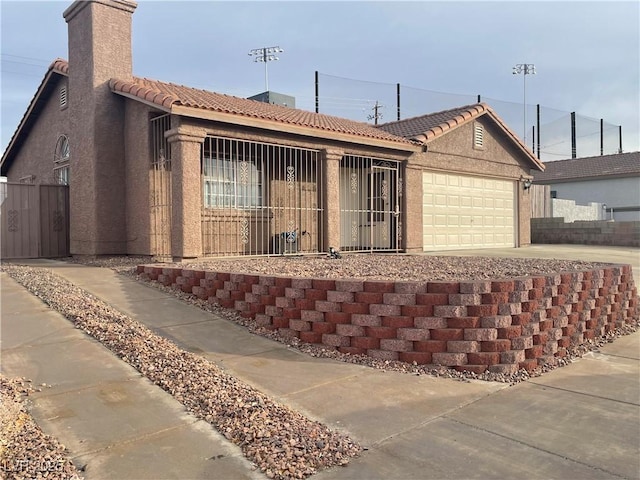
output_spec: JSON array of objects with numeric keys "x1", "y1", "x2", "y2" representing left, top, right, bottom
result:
[
  {"x1": 530, "y1": 184, "x2": 551, "y2": 218},
  {"x1": 1, "y1": 183, "x2": 69, "y2": 259}
]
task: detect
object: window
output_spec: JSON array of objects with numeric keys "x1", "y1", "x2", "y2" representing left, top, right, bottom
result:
[
  {"x1": 473, "y1": 123, "x2": 484, "y2": 148},
  {"x1": 202, "y1": 137, "x2": 263, "y2": 208},
  {"x1": 54, "y1": 135, "x2": 70, "y2": 185},
  {"x1": 550, "y1": 190, "x2": 557, "y2": 199}
]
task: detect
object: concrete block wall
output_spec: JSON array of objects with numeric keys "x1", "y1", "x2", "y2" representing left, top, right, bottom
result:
[
  {"x1": 532, "y1": 218, "x2": 640, "y2": 247},
  {"x1": 137, "y1": 264, "x2": 639, "y2": 374},
  {"x1": 551, "y1": 199, "x2": 604, "y2": 222}
]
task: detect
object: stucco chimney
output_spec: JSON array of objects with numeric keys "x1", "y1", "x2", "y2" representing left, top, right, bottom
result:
[{"x1": 63, "y1": 0, "x2": 137, "y2": 256}]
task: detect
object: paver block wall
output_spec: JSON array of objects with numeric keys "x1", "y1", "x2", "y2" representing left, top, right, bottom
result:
[{"x1": 137, "y1": 264, "x2": 639, "y2": 374}]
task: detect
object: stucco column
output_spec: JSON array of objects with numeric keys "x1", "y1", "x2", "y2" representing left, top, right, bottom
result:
[
  {"x1": 322, "y1": 149, "x2": 343, "y2": 252},
  {"x1": 404, "y1": 157, "x2": 423, "y2": 253},
  {"x1": 518, "y1": 179, "x2": 532, "y2": 246},
  {"x1": 166, "y1": 127, "x2": 206, "y2": 260}
]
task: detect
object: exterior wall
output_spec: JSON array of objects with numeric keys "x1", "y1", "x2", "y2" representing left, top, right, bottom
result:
[
  {"x1": 547, "y1": 177, "x2": 640, "y2": 222},
  {"x1": 532, "y1": 218, "x2": 640, "y2": 247},
  {"x1": 124, "y1": 100, "x2": 156, "y2": 255},
  {"x1": 403, "y1": 161, "x2": 423, "y2": 253},
  {"x1": 5, "y1": 76, "x2": 70, "y2": 185},
  {"x1": 407, "y1": 117, "x2": 535, "y2": 248},
  {"x1": 138, "y1": 263, "x2": 639, "y2": 374},
  {"x1": 64, "y1": 0, "x2": 136, "y2": 255}
]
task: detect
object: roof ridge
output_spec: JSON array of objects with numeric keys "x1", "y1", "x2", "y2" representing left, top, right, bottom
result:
[{"x1": 377, "y1": 102, "x2": 486, "y2": 127}]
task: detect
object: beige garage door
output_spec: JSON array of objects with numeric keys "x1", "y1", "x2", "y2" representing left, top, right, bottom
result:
[{"x1": 422, "y1": 171, "x2": 515, "y2": 251}]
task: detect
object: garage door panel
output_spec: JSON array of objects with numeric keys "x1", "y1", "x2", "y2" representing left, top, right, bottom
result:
[
  {"x1": 435, "y1": 214, "x2": 447, "y2": 226},
  {"x1": 423, "y1": 171, "x2": 515, "y2": 251}
]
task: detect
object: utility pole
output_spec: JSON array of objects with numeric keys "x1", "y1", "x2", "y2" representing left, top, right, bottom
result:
[{"x1": 368, "y1": 100, "x2": 383, "y2": 125}]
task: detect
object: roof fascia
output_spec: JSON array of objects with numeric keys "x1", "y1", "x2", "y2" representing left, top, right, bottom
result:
[
  {"x1": 171, "y1": 105, "x2": 421, "y2": 153},
  {"x1": 111, "y1": 89, "x2": 172, "y2": 113},
  {"x1": 482, "y1": 109, "x2": 545, "y2": 171},
  {"x1": 416, "y1": 106, "x2": 545, "y2": 172}
]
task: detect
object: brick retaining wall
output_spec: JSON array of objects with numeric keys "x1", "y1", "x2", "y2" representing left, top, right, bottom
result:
[{"x1": 136, "y1": 264, "x2": 639, "y2": 374}]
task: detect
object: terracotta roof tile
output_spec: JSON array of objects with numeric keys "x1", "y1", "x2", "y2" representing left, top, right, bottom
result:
[
  {"x1": 377, "y1": 104, "x2": 488, "y2": 141},
  {"x1": 533, "y1": 151, "x2": 640, "y2": 183},
  {"x1": 52, "y1": 58, "x2": 68, "y2": 75},
  {"x1": 109, "y1": 76, "x2": 415, "y2": 144}
]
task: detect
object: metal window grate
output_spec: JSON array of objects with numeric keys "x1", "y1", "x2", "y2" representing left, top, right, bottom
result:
[
  {"x1": 201, "y1": 136, "x2": 324, "y2": 257},
  {"x1": 150, "y1": 114, "x2": 172, "y2": 260},
  {"x1": 53, "y1": 135, "x2": 70, "y2": 185}
]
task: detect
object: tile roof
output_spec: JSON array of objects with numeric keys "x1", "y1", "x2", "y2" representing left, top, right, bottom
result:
[
  {"x1": 377, "y1": 103, "x2": 489, "y2": 141},
  {"x1": 108, "y1": 76, "x2": 415, "y2": 145},
  {"x1": 377, "y1": 103, "x2": 545, "y2": 171},
  {"x1": 51, "y1": 58, "x2": 69, "y2": 75},
  {"x1": 532, "y1": 151, "x2": 640, "y2": 183}
]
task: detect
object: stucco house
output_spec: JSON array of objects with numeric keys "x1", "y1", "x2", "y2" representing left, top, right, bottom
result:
[
  {"x1": 532, "y1": 152, "x2": 640, "y2": 222},
  {"x1": 0, "y1": 0, "x2": 544, "y2": 260}
]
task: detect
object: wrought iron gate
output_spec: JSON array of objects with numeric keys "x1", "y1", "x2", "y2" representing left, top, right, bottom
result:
[
  {"x1": 339, "y1": 156, "x2": 402, "y2": 252},
  {"x1": 0, "y1": 183, "x2": 69, "y2": 259}
]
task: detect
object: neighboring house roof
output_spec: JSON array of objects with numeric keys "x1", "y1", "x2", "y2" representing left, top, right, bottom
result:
[
  {"x1": 108, "y1": 76, "x2": 416, "y2": 148},
  {"x1": 1, "y1": 59, "x2": 69, "y2": 175},
  {"x1": 377, "y1": 103, "x2": 545, "y2": 171},
  {"x1": 532, "y1": 151, "x2": 640, "y2": 184}
]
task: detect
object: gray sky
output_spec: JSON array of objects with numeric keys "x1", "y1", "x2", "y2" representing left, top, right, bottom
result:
[{"x1": 1, "y1": 0, "x2": 639, "y2": 160}]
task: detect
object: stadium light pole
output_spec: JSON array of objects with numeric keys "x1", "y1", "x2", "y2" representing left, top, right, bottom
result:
[
  {"x1": 249, "y1": 46, "x2": 284, "y2": 92},
  {"x1": 512, "y1": 63, "x2": 536, "y2": 144}
]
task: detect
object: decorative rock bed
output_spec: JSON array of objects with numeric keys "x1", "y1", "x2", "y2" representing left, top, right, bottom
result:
[{"x1": 136, "y1": 263, "x2": 639, "y2": 374}]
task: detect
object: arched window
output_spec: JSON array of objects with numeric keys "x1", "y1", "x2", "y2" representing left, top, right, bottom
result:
[{"x1": 54, "y1": 135, "x2": 70, "y2": 185}]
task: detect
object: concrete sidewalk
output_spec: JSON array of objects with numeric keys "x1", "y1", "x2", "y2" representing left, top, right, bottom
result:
[
  {"x1": 1, "y1": 272, "x2": 261, "y2": 480},
  {"x1": 2, "y1": 245, "x2": 639, "y2": 479}
]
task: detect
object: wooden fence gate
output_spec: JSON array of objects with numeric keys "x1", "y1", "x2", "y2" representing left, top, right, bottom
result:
[{"x1": 0, "y1": 183, "x2": 70, "y2": 259}]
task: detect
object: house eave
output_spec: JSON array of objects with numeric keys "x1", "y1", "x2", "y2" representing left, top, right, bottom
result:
[
  {"x1": 171, "y1": 105, "x2": 422, "y2": 153},
  {"x1": 112, "y1": 90, "x2": 172, "y2": 113},
  {"x1": 412, "y1": 104, "x2": 545, "y2": 172}
]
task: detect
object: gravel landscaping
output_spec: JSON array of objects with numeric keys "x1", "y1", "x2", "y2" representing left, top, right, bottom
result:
[
  {"x1": 0, "y1": 376, "x2": 83, "y2": 480},
  {"x1": 1, "y1": 264, "x2": 361, "y2": 480},
  {"x1": 2, "y1": 253, "x2": 638, "y2": 479},
  {"x1": 86, "y1": 253, "x2": 613, "y2": 281}
]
